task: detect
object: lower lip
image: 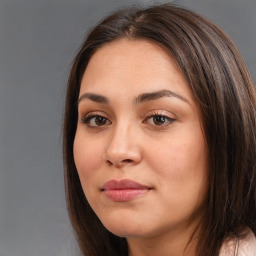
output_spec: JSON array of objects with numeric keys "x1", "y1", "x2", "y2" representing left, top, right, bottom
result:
[{"x1": 103, "y1": 189, "x2": 150, "y2": 202}]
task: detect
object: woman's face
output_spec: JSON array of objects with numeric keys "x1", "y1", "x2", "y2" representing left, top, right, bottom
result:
[{"x1": 73, "y1": 39, "x2": 209, "y2": 240}]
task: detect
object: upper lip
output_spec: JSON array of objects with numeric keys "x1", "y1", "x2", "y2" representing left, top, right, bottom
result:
[{"x1": 102, "y1": 179, "x2": 151, "y2": 190}]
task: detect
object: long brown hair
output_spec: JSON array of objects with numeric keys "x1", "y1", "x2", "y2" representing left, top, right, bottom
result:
[{"x1": 63, "y1": 4, "x2": 256, "y2": 256}]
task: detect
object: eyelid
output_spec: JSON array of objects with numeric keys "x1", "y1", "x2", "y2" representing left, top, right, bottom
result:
[
  {"x1": 80, "y1": 111, "x2": 112, "y2": 126},
  {"x1": 144, "y1": 109, "x2": 175, "y2": 119},
  {"x1": 80, "y1": 110, "x2": 110, "y2": 120},
  {"x1": 143, "y1": 109, "x2": 176, "y2": 127}
]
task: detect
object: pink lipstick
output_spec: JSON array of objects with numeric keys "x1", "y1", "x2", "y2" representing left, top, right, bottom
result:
[{"x1": 102, "y1": 179, "x2": 151, "y2": 202}]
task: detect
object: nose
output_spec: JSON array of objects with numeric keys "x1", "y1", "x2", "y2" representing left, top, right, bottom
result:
[{"x1": 103, "y1": 123, "x2": 142, "y2": 168}]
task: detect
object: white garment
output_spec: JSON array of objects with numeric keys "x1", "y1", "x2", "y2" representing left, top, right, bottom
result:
[{"x1": 219, "y1": 230, "x2": 256, "y2": 256}]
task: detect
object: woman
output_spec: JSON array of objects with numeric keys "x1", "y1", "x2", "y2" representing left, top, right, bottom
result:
[{"x1": 63, "y1": 4, "x2": 256, "y2": 256}]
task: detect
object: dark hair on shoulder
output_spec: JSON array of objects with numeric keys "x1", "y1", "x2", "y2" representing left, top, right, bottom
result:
[{"x1": 63, "y1": 4, "x2": 256, "y2": 256}]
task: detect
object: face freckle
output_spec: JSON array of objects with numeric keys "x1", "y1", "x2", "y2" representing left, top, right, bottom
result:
[{"x1": 73, "y1": 38, "x2": 209, "y2": 243}]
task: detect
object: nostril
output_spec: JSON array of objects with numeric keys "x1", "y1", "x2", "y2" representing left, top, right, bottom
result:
[
  {"x1": 123, "y1": 159, "x2": 132, "y2": 163},
  {"x1": 106, "y1": 159, "x2": 133, "y2": 167},
  {"x1": 106, "y1": 160, "x2": 113, "y2": 166}
]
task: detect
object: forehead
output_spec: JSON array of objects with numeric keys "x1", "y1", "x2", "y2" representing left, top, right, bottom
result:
[{"x1": 80, "y1": 38, "x2": 193, "y2": 102}]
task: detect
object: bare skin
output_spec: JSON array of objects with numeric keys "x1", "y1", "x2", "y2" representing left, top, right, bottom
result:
[{"x1": 74, "y1": 39, "x2": 209, "y2": 256}]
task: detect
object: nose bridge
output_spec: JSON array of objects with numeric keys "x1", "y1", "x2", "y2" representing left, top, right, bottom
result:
[{"x1": 105, "y1": 118, "x2": 141, "y2": 166}]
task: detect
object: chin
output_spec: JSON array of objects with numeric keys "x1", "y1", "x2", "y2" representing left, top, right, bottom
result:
[{"x1": 99, "y1": 213, "x2": 147, "y2": 238}]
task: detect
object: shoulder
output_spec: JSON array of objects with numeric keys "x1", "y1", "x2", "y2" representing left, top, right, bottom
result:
[
  {"x1": 238, "y1": 230, "x2": 256, "y2": 256},
  {"x1": 219, "y1": 229, "x2": 256, "y2": 256}
]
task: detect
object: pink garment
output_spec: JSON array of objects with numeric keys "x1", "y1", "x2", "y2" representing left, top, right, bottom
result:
[{"x1": 219, "y1": 230, "x2": 256, "y2": 256}]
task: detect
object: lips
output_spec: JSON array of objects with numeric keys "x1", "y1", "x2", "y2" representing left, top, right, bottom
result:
[{"x1": 102, "y1": 179, "x2": 151, "y2": 202}]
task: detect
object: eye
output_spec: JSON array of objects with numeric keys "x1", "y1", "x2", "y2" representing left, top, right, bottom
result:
[
  {"x1": 144, "y1": 113, "x2": 175, "y2": 126},
  {"x1": 81, "y1": 114, "x2": 111, "y2": 127}
]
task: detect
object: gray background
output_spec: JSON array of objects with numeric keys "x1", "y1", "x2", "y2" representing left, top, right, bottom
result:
[{"x1": 0, "y1": 0, "x2": 255, "y2": 256}]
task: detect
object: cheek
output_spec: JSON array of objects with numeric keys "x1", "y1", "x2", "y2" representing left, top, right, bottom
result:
[
  {"x1": 145, "y1": 126, "x2": 208, "y2": 188},
  {"x1": 73, "y1": 132, "x2": 103, "y2": 179},
  {"x1": 150, "y1": 141, "x2": 205, "y2": 175},
  {"x1": 147, "y1": 133, "x2": 208, "y2": 216}
]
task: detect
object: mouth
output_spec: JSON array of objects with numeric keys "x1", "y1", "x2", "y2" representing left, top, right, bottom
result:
[{"x1": 102, "y1": 179, "x2": 152, "y2": 202}]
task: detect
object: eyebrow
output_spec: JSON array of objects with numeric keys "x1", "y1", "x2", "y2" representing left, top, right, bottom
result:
[
  {"x1": 77, "y1": 89, "x2": 189, "y2": 105},
  {"x1": 77, "y1": 93, "x2": 108, "y2": 105},
  {"x1": 134, "y1": 89, "x2": 190, "y2": 104}
]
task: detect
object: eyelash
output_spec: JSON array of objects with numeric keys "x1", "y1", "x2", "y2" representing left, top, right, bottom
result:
[
  {"x1": 144, "y1": 111, "x2": 176, "y2": 127},
  {"x1": 81, "y1": 111, "x2": 176, "y2": 128},
  {"x1": 81, "y1": 112, "x2": 111, "y2": 128}
]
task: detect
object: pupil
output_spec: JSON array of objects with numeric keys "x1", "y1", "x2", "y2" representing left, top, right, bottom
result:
[
  {"x1": 154, "y1": 116, "x2": 165, "y2": 125},
  {"x1": 95, "y1": 116, "x2": 106, "y2": 125}
]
